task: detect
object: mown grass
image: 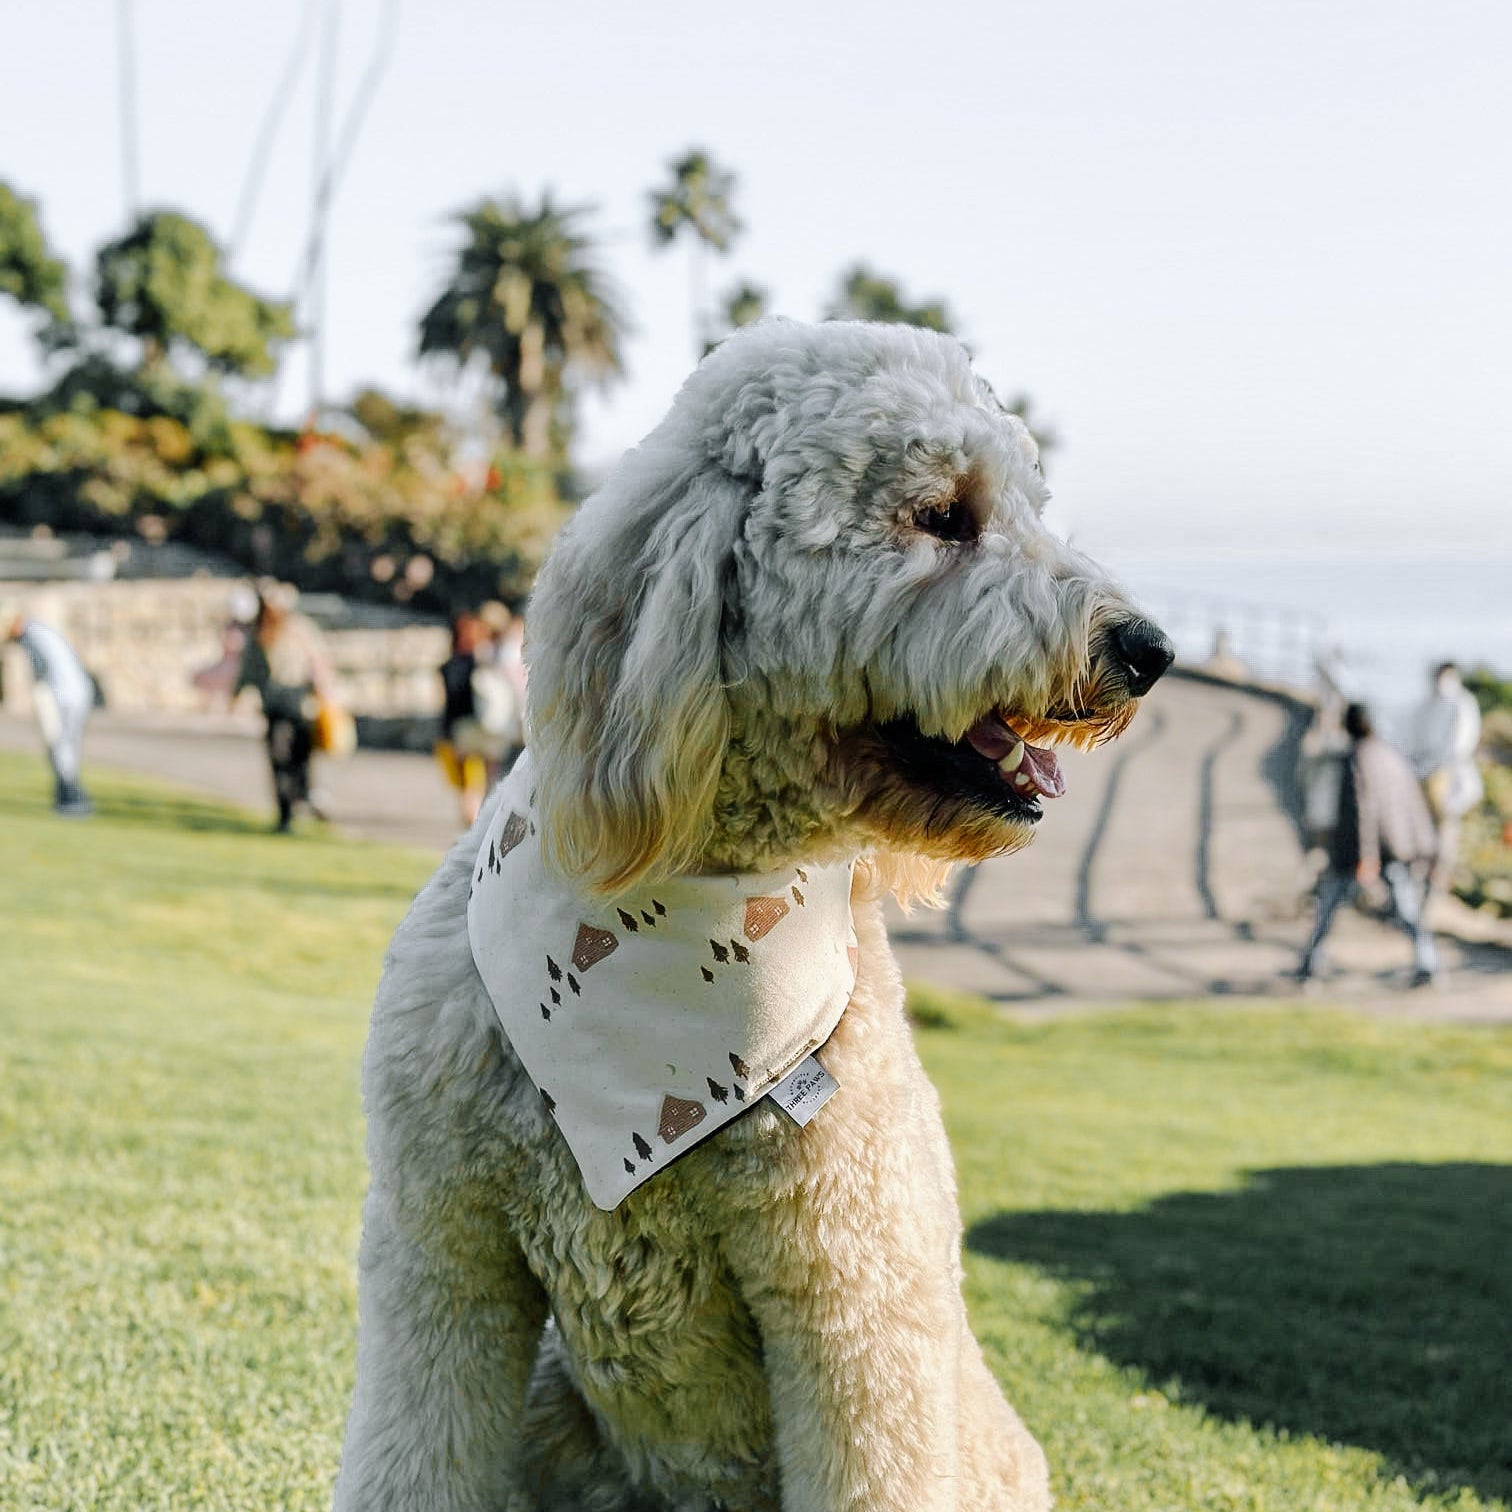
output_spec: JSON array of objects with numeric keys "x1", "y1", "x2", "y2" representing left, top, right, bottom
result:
[
  {"x1": 917, "y1": 985, "x2": 1512, "y2": 1511},
  {"x1": 0, "y1": 755, "x2": 433, "y2": 1511},
  {"x1": 1, "y1": 753, "x2": 1508, "y2": 1510}
]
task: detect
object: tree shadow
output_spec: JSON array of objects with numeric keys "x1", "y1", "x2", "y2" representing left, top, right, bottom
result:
[
  {"x1": 969, "y1": 1164, "x2": 1512, "y2": 1503},
  {"x1": 1259, "y1": 691, "x2": 1314, "y2": 850}
]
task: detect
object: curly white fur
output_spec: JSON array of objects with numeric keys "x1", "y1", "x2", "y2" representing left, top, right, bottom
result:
[{"x1": 335, "y1": 319, "x2": 1163, "y2": 1512}]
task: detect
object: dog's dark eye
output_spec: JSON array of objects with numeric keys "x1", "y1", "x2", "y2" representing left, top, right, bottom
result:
[{"x1": 914, "y1": 498, "x2": 977, "y2": 544}]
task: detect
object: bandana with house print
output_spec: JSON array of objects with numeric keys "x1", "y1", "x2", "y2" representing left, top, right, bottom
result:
[{"x1": 467, "y1": 752, "x2": 860, "y2": 1209}]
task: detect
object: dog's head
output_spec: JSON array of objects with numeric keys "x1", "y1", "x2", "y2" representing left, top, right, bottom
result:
[{"x1": 527, "y1": 319, "x2": 1171, "y2": 896}]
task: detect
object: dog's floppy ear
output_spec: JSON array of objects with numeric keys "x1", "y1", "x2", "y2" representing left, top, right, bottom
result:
[{"x1": 526, "y1": 450, "x2": 745, "y2": 894}]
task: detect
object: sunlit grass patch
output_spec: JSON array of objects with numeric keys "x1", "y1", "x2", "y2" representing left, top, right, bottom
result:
[
  {"x1": 1, "y1": 754, "x2": 1508, "y2": 1510},
  {"x1": 912, "y1": 985, "x2": 1512, "y2": 1511},
  {"x1": 0, "y1": 755, "x2": 431, "y2": 1511}
]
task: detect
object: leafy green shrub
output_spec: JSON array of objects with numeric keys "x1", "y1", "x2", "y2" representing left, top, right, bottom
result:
[{"x1": 0, "y1": 404, "x2": 569, "y2": 611}]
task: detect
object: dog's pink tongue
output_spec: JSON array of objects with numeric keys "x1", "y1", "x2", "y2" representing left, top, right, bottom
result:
[
  {"x1": 964, "y1": 715, "x2": 1067, "y2": 799},
  {"x1": 1019, "y1": 740, "x2": 1065, "y2": 799}
]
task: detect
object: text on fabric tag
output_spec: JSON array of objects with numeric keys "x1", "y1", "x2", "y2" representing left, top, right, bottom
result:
[{"x1": 767, "y1": 1054, "x2": 839, "y2": 1126}]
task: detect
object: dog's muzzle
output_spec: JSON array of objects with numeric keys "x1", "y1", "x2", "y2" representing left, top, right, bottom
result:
[{"x1": 1107, "y1": 616, "x2": 1175, "y2": 697}]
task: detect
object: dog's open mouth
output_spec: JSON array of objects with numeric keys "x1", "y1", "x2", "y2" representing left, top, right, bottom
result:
[
  {"x1": 961, "y1": 711, "x2": 1067, "y2": 805},
  {"x1": 874, "y1": 709, "x2": 1083, "y2": 825},
  {"x1": 873, "y1": 695, "x2": 1134, "y2": 827}
]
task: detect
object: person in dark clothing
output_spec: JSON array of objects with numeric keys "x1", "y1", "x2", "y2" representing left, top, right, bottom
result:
[
  {"x1": 233, "y1": 583, "x2": 333, "y2": 832},
  {"x1": 435, "y1": 613, "x2": 519, "y2": 826},
  {"x1": 1295, "y1": 702, "x2": 1440, "y2": 986}
]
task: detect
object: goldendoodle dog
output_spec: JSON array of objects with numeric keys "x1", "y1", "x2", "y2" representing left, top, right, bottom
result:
[{"x1": 334, "y1": 319, "x2": 1172, "y2": 1512}]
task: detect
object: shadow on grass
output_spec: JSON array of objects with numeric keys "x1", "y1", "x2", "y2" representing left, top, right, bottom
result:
[
  {"x1": 969, "y1": 1163, "x2": 1512, "y2": 1504},
  {"x1": 0, "y1": 787, "x2": 268, "y2": 836}
]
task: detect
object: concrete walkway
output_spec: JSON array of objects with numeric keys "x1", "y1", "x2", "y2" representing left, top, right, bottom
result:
[
  {"x1": 3, "y1": 676, "x2": 1507, "y2": 1020},
  {"x1": 889, "y1": 675, "x2": 1509, "y2": 1020},
  {"x1": 0, "y1": 707, "x2": 462, "y2": 856}
]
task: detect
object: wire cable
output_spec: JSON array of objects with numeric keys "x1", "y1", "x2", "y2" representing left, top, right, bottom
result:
[{"x1": 229, "y1": 0, "x2": 322, "y2": 263}]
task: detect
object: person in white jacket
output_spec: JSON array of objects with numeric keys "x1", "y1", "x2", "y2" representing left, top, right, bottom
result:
[
  {"x1": 3, "y1": 604, "x2": 96, "y2": 816},
  {"x1": 1408, "y1": 661, "x2": 1483, "y2": 899}
]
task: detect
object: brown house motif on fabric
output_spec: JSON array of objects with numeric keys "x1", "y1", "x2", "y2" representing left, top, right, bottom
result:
[
  {"x1": 498, "y1": 811, "x2": 529, "y2": 860},
  {"x1": 743, "y1": 896, "x2": 790, "y2": 941},
  {"x1": 572, "y1": 924, "x2": 619, "y2": 973},
  {"x1": 657, "y1": 1094, "x2": 707, "y2": 1144}
]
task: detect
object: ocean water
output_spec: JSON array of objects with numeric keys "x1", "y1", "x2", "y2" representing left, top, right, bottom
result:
[{"x1": 1101, "y1": 550, "x2": 1512, "y2": 734}]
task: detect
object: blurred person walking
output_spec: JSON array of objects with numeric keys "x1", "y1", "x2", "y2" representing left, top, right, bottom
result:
[
  {"x1": 435, "y1": 611, "x2": 521, "y2": 826},
  {"x1": 485, "y1": 601, "x2": 529, "y2": 727},
  {"x1": 234, "y1": 582, "x2": 335, "y2": 833},
  {"x1": 1294, "y1": 702, "x2": 1440, "y2": 987},
  {"x1": 1407, "y1": 660, "x2": 1483, "y2": 901},
  {"x1": 2, "y1": 602, "x2": 96, "y2": 816},
  {"x1": 191, "y1": 584, "x2": 258, "y2": 708}
]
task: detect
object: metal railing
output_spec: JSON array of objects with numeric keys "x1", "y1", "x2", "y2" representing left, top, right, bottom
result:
[{"x1": 1138, "y1": 590, "x2": 1331, "y2": 694}]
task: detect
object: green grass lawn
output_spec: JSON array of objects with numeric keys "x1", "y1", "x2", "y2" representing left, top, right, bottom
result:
[{"x1": 2, "y1": 753, "x2": 1509, "y2": 1511}]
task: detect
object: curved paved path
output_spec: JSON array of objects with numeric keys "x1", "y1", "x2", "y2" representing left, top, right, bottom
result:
[
  {"x1": 890, "y1": 675, "x2": 1509, "y2": 1019},
  {"x1": 3, "y1": 675, "x2": 1506, "y2": 1019}
]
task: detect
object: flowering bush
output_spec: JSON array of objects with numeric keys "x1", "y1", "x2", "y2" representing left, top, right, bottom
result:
[{"x1": 0, "y1": 405, "x2": 569, "y2": 611}]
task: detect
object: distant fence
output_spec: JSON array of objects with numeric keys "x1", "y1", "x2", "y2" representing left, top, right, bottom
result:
[{"x1": 1138, "y1": 590, "x2": 1331, "y2": 695}]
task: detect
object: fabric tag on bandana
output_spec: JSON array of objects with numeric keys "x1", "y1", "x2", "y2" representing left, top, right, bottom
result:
[{"x1": 767, "y1": 1054, "x2": 840, "y2": 1126}]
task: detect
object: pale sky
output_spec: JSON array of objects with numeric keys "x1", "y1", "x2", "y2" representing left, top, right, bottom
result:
[{"x1": 2, "y1": 0, "x2": 1509, "y2": 557}]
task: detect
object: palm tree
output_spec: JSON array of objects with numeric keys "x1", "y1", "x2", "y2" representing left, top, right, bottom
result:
[
  {"x1": 823, "y1": 263, "x2": 954, "y2": 334},
  {"x1": 721, "y1": 280, "x2": 768, "y2": 332},
  {"x1": 418, "y1": 194, "x2": 626, "y2": 461},
  {"x1": 700, "y1": 280, "x2": 770, "y2": 356},
  {"x1": 647, "y1": 149, "x2": 742, "y2": 355}
]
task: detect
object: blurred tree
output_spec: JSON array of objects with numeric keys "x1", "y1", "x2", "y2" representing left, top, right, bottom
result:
[
  {"x1": 824, "y1": 263, "x2": 954, "y2": 334},
  {"x1": 418, "y1": 194, "x2": 625, "y2": 461},
  {"x1": 32, "y1": 352, "x2": 236, "y2": 451},
  {"x1": 648, "y1": 149, "x2": 742, "y2": 355},
  {"x1": 95, "y1": 210, "x2": 293, "y2": 378},
  {"x1": 996, "y1": 388, "x2": 1058, "y2": 467},
  {"x1": 700, "y1": 279, "x2": 769, "y2": 356},
  {"x1": 348, "y1": 386, "x2": 448, "y2": 449},
  {"x1": 0, "y1": 181, "x2": 73, "y2": 344},
  {"x1": 721, "y1": 280, "x2": 768, "y2": 331}
]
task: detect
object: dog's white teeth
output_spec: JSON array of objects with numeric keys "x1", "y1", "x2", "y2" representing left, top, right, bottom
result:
[
  {"x1": 998, "y1": 741, "x2": 1025, "y2": 775},
  {"x1": 1013, "y1": 772, "x2": 1031, "y2": 789}
]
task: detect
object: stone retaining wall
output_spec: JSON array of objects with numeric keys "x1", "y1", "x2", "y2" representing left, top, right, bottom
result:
[{"x1": 0, "y1": 578, "x2": 449, "y2": 736}]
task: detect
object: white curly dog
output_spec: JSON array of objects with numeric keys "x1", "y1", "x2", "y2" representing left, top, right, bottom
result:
[{"x1": 334, "y1": 319, "x2": 1172, "y2": 1512}]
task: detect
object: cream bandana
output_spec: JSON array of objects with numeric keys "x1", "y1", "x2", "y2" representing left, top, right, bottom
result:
[{"x1": 467, "y1": 753, "x2": 859, "y2": 1210}]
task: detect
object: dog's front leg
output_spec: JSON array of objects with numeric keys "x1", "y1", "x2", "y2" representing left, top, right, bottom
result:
[
  {"x1": 719, "y1": 1122, "x2": 971, "y2": 1511},
  {"x1": 333, "y1": 1183, "x2": 550, "y2": 1512}
]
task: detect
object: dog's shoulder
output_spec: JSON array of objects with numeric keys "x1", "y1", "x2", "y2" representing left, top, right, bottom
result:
[{"x1": 364, "y1": 810, "x2": 526, "y2": 1130}]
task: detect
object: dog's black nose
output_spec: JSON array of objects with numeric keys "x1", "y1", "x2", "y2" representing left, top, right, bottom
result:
[{"x1": 1111, "y1": 617, "x2": 1175, "y2": 696}]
